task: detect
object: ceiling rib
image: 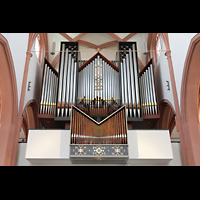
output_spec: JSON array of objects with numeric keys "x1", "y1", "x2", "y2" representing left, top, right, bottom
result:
[
  {"x1": 59, "y1": 33, "x2": 73, "y2": 41},
  {"x1": 122, "y1": 33, "x2": 137, "y2": 41},
  {"x1": 107, "y1": 33, "x2": 123, "y2": 41},
  {"x1": 73, "y1": 33, "x2": 88, "y2": 41}
]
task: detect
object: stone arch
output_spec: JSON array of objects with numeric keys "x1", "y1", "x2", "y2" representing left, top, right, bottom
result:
[
  {"x1": 157, "y1": 99, "x2": 176, "y2": 136},
  {"x1": 181, "y1": 33, "x2": 200, "y2": 165},
  {"x1": 0, "y1": 34, "x2": 18, "y2": 165},
  {"x1": 21, "y1": 100, "x2": 39, "y2": 140}
]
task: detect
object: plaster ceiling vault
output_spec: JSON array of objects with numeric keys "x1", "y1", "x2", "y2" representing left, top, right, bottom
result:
[{"x1": 46, "y1": 33, "x2": 149, "y2": 71}]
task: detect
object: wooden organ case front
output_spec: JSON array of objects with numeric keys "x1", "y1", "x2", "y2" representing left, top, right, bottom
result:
[{"x1": 37, "y1": 41, "x2": 160, "y2": 163}]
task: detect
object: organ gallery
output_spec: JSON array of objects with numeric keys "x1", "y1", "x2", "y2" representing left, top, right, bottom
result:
[{"x1": 4, "y1": 33, "x2": 200, "y2": 166}]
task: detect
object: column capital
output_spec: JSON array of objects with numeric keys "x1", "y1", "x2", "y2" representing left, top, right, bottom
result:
[
  {"x1": 165, "y1": 50, "x2": 171, "y2": 59},
  {"x1": 26, "y1": 52, "x2": 33, "y2": 60}
]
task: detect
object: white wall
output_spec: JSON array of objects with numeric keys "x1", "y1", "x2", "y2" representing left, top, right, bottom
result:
[
  {"x1": 168, "y1": 33, "x2": 197, "y2": 108},
  {"x1": 23, "y1": 43, "x2": 43, "y2": 108},
  {"x1": 154, "y1": 37, "x2": 175, "y2": 110},
  {"x1": 1, "y1": 33, "x2": 29, "y2": 110}
]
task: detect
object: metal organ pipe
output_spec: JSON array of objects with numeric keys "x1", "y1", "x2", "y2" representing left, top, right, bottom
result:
[
  {"x1": 56, "y1": 42, "x2": 78, "y2": 118},
  {"x1": 57, "y1": 44, "x2": 65, "y2": 117},
  {"x1": 119, "y1": 43, "x2": 142, "y2": 118},
  {"x1": 40, "y1": 60, "x2": 58, "y2": 116},
  {"x1": 71, "y1": 106, "x2": 127, "y2": 145},
  {"x1": 139, "y1": 63, "x2": 158, "y2": 116},
  {"x1": 77, "y1": 53, "x2": 120, "y2": 116},
  {"x1": 132, "y1": 44, "x2": 141, "y2": 118},
  {"x1": 125, "y1": 51, "x2": 132, "y2": 117}
]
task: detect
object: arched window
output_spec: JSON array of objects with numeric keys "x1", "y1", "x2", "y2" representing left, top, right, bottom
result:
[
  {"x1": 35, "y1": 34, "x2": 40, "y2": 59},
  {"x1": 34, "y1": 34, "x2": 45, "y2": 66},
  {"x1": 156, "y1": 33, "x2": 161, "y2": 59}
]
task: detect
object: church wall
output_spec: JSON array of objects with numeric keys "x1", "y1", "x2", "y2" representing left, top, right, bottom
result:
[
  {"x1": 0, "y1": 33, "x2": 29, "y2": 110},
  {"x1": 154, "y1": 37, "x2": 175, "y2": 111},
  {"x1": 168, "y1": 33, "x2": 197, "y2": 109},
  {"x1": 23, "y1": 43, "x2": 43, "y2": 110}
]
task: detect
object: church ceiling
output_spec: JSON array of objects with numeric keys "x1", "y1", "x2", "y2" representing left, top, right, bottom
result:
[{"x1": 47, "y1": 33, "x2": 149, "y2": 69}]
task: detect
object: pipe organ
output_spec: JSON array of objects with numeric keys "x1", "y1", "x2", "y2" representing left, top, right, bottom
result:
[
  {"x1": 119, "y1": 42, "x2": 142, "y2": 120},
  {"x1": 38, "y1": 59, "x2": 58, "y2": 128},
  {"x1": 77, "y1": 52, "x2": 120, "y2": 118},
  {"x1": 140, "y1": 63, "x2": 158, "y2": 116},
  {"x1": 40, "y1": 60, "x2": 58, "y2": 115},
  {"x1": 55, "y1": 42, "x2": 78, "y2": 119},
  {"x1": 38, "y1": 41, "x2": 160, "y2": 142},
  {"x1": 71, "y1": 106, "x2": 127, "y2": 145}
]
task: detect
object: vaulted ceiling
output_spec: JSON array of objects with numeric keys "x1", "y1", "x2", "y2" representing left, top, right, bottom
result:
[{"x1": 46, "y1": 33, "x2": 149, "y2": 70}]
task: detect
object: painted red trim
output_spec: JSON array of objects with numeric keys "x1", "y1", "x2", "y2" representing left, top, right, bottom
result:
[
  {"x1": 0, "y1": 34, "x2": 18, "y2": 165},
  {"x1": 59, "y1": 33, "x2": 73, "y2": 41},
  {"x1": 73, "y1": 33, "x2": 88, "y2": 41},
  {"x1": 122, "y1": 33, "x2": 137, "y2": 41},
  {"x1": 78, "y1": 40, "x2": 98, "y2": 49},
  {"x1": 107, "y1": 33, "x2": 122, "y2": 41},
  {"x1": 180, "y1": 33, "x2": 200, "y2": 165},
  {"x1": 78, "y1": 52, "x2": 119, "y2": 72},
  {"x1": 98, "y1": 41, "x2": 118, "y2": 49}
]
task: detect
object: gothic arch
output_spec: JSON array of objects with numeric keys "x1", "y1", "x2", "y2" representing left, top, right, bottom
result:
[
  {"x1": 21, "y1": 100, "x2": 39, "y2": 140},
  {"x1": 181, "y1": 33, "x2": 200, "y2": 165},
  {"x1": 0, "y1": 34, "x2": 18, "y2": 165},
  {"x1": 157, "y1": 99, "x2": 176, "y2": 136}
]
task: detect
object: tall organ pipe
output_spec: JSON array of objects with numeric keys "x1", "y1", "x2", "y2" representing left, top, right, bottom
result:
[{"x1": 57, "y1": 44, "x2": 65, "y2": 117}]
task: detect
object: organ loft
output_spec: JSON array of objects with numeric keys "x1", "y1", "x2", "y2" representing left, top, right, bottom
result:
[{"x1": 34, "y1": 41, "x2": 163, "y2": 164}]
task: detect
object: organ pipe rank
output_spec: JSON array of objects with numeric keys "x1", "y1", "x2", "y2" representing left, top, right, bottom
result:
[{"x1": 38, "y1": 41, "x2": 160, "y2": 143}]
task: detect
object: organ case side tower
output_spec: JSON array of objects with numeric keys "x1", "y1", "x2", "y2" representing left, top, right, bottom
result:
[
  {"x1": 118, "y1": 42, "x2": 143, "y2": 128},
  {"x1": 55, "y1": 42, "x2": 79, "y2": 124}
]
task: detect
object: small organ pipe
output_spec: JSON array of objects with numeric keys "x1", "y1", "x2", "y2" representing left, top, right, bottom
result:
[
  {"x1": 40, "y1": 64, "x2": 48, "y2": 114},
  {"x1": 45, "y1": 66, "x2": 51, "y2": 114},
  {"x1": 150, "y1": 64, "x2": 157, "y2": 114},
  {"x1": 40, "y1": 61, "x2": 58, "y2": 116},
  {"x1": 71, "y1": 106, "x2": 127, "y2": 144},
  {"x1": 147, "y1": 66, "x2": 154, "y2": 115}
]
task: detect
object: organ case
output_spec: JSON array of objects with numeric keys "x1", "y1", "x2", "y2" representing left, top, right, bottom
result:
[{"x1": 38, "y1": 41, "x2": 160, "y2": 131}]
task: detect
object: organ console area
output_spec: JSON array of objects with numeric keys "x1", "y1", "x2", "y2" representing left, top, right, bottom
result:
[{"x1": 37, "y1": 41, "x2": 160, "y2": 162}]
